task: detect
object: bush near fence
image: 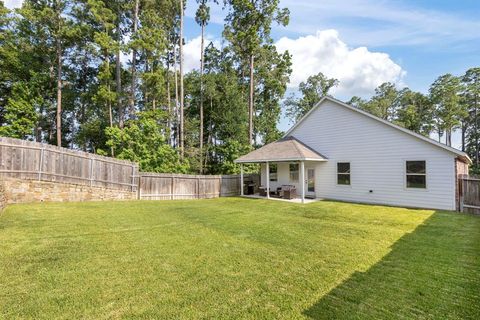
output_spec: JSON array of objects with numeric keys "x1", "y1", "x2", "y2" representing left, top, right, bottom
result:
[{"x1": 0, "y1": 137, "x2": 258, "y2": 204}]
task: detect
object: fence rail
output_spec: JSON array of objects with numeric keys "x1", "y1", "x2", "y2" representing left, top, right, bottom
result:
[
  {"x1": 0, "y1": 137, "x2": 258, "y2": 200},
  {"x1": 460, "y1": 176, "x2": 480, "y2": 214},
  {"x1": 0, "y1": 137, "x2": 139, "y2": 192}
]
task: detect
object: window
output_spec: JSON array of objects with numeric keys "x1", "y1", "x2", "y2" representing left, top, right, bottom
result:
[
  {"x1": 269, "y1": 164, "x2": 277, "y2": 182},
  {"x1": 337, "y1": 162, "x2": 351, "y2": 185},
  {"x1": 289, "y1": 163, "x2": 299, "y2": 182},
  {"x1": 406, "y1": 161, "x2": 426, "y2": 188}
]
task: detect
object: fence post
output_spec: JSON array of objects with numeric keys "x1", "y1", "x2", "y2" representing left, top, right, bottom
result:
[
  {"x1": 171, "y1": 177, "x2": 175, "y2": 200},
  {"x1": 89, "y1": 157, "x2": 94, "y2": 187},
  {"x1": 196, "y1": 177, "x2": 200, "y2": 199},
  {"x1": 131, "y1": 164, "x2": 135, "y2": 192},
  {"x1": 38, "y1": 145, "x2": 45, "y2": 181},
  {"x1": 460, "y1": 178, "x2": 465, "y2": 212}
]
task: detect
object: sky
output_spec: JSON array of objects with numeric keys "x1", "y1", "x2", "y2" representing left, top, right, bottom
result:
[{"x1": 4, "y1": 0, "x2": 480, "y2": 148}]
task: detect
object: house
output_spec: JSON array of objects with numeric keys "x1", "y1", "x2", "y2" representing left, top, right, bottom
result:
[{"x1": 235, "y1": 96, "x2": 470, "y2": 211}]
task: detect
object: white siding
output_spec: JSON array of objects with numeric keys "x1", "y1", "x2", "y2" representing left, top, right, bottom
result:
[{"x1": 287, "y1": 100, "x2": 456, "y2": 210}]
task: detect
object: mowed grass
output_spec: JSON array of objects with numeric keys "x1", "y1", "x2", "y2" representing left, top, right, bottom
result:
[{"x1": 0, "y1": 198, "x2": 479, "y2": 319}]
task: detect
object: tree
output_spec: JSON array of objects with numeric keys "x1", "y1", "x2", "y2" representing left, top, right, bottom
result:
[
  {"x1": 0, "y1": 83, "x2": 39, "y2": 139},
  {"x1": 88, "y1": 0, "x2": 118, "y2": 155},
  {"x1": 195, "y1": 0, "x2": 211, "y2": 173},
  {"x1": 361, "y1": 82, "x2": 398, "y2": 121},
  {"x1": 284, "y1": 72, "x2": 338, "y2": 122},
  {"x1": 394, "y1": 88, "x2": 434, "y2": 136},
  {"x1": 105, "y1": 110, "x2": 189, "y2": 172},
  {"x1": 224, "y1": 0, "x2": 289, "y2": 144},
  {"x1": 179, "y1": 0, "x2": 184, "y2": 158},
  {"x1": 461, "y1": 67, "x2": 480, "y2": 167},
  {"x1": 430, "y1": 74, "x2": 467, "y2": 147},
  {"x1": 128, "y1": 0, "x2": 140, "y2": 120}
]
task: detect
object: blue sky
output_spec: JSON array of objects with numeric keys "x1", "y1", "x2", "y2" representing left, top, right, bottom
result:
[{"x1": 5, "y1": 0, "x2": 480, "y2": 148}]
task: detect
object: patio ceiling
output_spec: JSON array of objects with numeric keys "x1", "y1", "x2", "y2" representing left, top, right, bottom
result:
[{"x1": 234, "y1": 136, "x2": 328, "y2": 163}]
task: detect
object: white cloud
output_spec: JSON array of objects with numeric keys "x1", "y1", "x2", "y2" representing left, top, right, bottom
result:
[
  {"x1": 276, "y1": 30, "x2": 406, "y2": 97},
  {"x1": 183, "y1": 36, "x2": 221, "y2": 73},
  {"x1": 280, "y1": 0, "x2": 480, "y2": 48},
  {"x1": 4, "y1": 0, "x2": 23, "y2": 9}
]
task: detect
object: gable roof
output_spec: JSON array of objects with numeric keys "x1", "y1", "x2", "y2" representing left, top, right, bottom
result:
[
  {"x1": 234, "y1": 136, "x2": 328, "y2": 163},
  {"x1": 284, "y1": 96, "x2": 471, "y2": 164}
]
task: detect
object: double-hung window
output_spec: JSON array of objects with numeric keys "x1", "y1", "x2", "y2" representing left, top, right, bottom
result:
[
  {"x1": 406, "y1": 161, "x2": 426, "y2": 188},
  {"x1": 337, "y1": 162, "x2": 351, "y2": 185},
  {"x1": 269, "y1": 164, "x2": 278, "y2": 182},
  {"x1": 289, "y1": 163, "x2": 299, "y2": 182}
]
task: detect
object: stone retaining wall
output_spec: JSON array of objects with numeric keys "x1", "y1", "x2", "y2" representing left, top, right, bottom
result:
[{"x1": 1, "y1": 178, "x2": 137, "y2": 205}]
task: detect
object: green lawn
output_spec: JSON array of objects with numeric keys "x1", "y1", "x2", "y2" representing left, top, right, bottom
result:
[{"x1": 0, "y1": 198, "x2": 479, "y2": 319}]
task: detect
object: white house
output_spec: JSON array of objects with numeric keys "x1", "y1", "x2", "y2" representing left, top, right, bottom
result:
[{"x1": 235, "y1": 96, "x2": 470, "y2": 211}]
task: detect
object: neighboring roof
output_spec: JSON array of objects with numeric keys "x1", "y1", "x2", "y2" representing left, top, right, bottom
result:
[
  {"x1": 234, "y1": 136, "x2": 328, "y2": 163},
  {"x1": 283, "y1": 96, "x2": 472, "y2": 164}
]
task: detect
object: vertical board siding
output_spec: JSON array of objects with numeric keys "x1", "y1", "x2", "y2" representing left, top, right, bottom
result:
[
  {"x1": 288, "y1": 100, "x2": 459, "y2": 210},
  {"x1": 0, "y1": 137, "x2": 139, "y2": 192}
]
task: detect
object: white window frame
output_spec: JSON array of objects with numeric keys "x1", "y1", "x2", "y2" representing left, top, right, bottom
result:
[
  {"x1": 336, "y1": 161, "x2": 351, "y2": 186},
  {"x1": 405, "y1": 160, "x2": 427, "y2": 189}
]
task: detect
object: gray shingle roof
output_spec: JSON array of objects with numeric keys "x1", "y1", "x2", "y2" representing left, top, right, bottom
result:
[{"x1": 234, "y1": 137, "x2": 327, "y2": 163}]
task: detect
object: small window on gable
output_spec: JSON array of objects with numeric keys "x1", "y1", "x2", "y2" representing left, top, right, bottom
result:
[
  {"x1": 289, "y1": 163, "x2": 299, "y2": 182},
  {"x1": 269, "y1": 164, "x2": 277, "y2": 182},
  {"x1": 337, "y1": 162, "x2": 351, "y2": 185},
  {"x1": 406, "y1": 161, "x2": 426, "y2": 188}
]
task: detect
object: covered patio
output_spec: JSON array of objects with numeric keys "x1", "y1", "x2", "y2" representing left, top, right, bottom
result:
[{"x1": 235, "y1": 137, "x2": 328, "y2": 203}]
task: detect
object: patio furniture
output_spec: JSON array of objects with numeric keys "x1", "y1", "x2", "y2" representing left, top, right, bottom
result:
[
  {"x1": 258, "y1": 187, "x2": 267, "y2": 197},
  {"x1": 281, "y1": 185, "x2": 297, "y2": 200}
]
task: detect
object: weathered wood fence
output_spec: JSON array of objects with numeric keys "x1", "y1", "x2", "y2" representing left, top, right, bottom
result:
[
  {"x1": 138, "y1": 173, "x2": 259, "y2": 200},
  {"x1": 0, "y1": 137, "x2": 139, "y2": 192},
  {"x1": 0, "y1": 137, "x2": 258, "y2": 200},
  {"x1": 460, "y1": 176, "x2": 480, "y2": 214}
]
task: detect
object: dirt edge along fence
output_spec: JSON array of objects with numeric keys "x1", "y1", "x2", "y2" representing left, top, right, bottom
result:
[{"x1": 0, "y1": 137, "x2": 258, "y2": 202}]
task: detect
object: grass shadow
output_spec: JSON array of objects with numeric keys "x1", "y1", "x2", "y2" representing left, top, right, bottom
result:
[{"x1": 303, "y1": 210, "x2": 480, "y2": 319}]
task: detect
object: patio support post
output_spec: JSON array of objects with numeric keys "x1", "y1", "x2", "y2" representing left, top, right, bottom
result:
[
  {"x1": 300, "y1": 161, "x2": 305, "y2": 203},
  {"x1": 240, "y1": 163, "x2": 244, "y2": 196},
  {"x1": 266, "y1": 161, "x2": 270, "y2": 199}
]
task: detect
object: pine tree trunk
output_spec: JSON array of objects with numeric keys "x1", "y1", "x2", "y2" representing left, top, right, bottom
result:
[
  {"x1": 179, "y1": 0, "x2": 185, "y2": 159},
  {"x1": 446, "y1": 129, "x2": 452, "y2": 147},
  {"x1": 129, "y1": 0, "x2": 139, "y2": 118},
  {"x1": 174, "y1": 45, "x2": 179, "y2": 148},
  {"x1": 116, "y1": 20, "x2": 124, "y2": 128},
  {"x1": 461, "y1": 122, "x2": 466, "y2": 151},
  {"x1": 249, "y1": 54, "x2": 254, "y2": 145},
  {"x1": 199, "y1": 22, "x2": 205, "y2": 173},
  {"x1": 166, "y1": 63, "x2": 171, "y2": 145},
  {"x1": 56, "y1": 38, "x2": 62, "y2": 147}
]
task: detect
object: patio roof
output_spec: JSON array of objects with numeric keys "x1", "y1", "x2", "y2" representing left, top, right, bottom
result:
[{"x1": 234, "y1": 137, "x2": 328, "y2": 163}]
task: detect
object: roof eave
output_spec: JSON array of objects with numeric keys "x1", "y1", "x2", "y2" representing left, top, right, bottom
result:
[
  {"x1": 283, "y1": 96, "x2": 471, "y2": 161},
  {"x1": 234, "y1": 157, "x2": 328, "y2": 163}
]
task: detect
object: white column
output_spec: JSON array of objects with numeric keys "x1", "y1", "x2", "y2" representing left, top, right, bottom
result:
[
  {"x1": 300, "y1": 161, "x2": 305, "y2": 203},
  {"x1": 266, "y1": 161, "x2": 270, "y2": 199},
  {"x1": 240, "y1": 163, "x2": 244, "y2": 196}
]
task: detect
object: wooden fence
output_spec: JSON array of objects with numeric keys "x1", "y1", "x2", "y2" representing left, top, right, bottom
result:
[
  {"x1": 460, "y1": 176, "x2": 480, "y2": 214},
  {"x1": 0, "y1": 137, "x2": 258, "y2": 199},
  {"x1": 0, "y1": 137, "x2": 139, "y2": 192},
  {"x1": 138, "y1": 173, "x2": 259, "y2": 200}
]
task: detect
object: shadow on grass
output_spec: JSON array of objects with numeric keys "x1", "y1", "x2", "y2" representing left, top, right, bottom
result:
[{"x1": 303, "y1": 211, "x2": 480, "y2": 319}]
